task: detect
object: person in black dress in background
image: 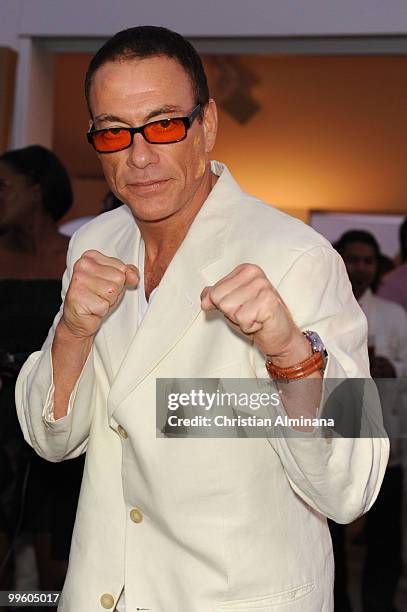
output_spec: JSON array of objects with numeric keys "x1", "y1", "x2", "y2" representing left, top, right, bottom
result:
[{"x1": 0, "y1": 145, "x2": 84, "y2": 598}]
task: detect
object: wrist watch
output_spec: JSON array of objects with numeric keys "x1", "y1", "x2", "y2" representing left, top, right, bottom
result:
[{"x1": 265, "y1": 330, "x2": 328, "y2": 380}]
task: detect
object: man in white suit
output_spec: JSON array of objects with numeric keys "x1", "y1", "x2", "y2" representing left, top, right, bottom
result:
[{"x1": 16, "y1": 26, "x2": 388, "y2": 612}]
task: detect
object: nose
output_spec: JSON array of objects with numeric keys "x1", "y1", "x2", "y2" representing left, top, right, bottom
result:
[{"x1": 126, "y1": 132, "x2": 159, "y2": 169}]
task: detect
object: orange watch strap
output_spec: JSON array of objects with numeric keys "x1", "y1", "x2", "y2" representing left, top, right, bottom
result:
[{"x1": 265, "y1": 351, "x2": 325, "y2": 380}]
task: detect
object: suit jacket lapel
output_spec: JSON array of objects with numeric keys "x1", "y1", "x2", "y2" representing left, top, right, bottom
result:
[{"x1": 98, "y1": 209, "x2": 141, "y2": 379}]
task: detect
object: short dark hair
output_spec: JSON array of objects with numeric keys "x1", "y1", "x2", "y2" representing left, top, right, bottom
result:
[
  {"x1": 85, "y1": 26, "x2": 209, "y2": 117},
  {"x1": 0, "y1": 145, "x2": 72, "y2": 221},
  {"x1": 400, "y1": 217, "x2": 407, "y2": 262},
  {"x1": 334, "y1": 229, "x2": 381, "y2": 260}
]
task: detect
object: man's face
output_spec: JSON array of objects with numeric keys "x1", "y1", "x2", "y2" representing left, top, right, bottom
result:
[
  {"x1": 89, "y1": 56, "x2": 217, "y2": 223},
  {"x1": 342, "y1": 241, "x2": 378, "y2": 298}
]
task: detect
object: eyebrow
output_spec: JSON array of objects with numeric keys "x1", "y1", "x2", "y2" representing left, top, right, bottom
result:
[
  {"x1": 144, "y1": 105, "x2": 185, "y2": 122},
  {"x1": 93, "y1": 105, "x2": 186, "y2": 126}
]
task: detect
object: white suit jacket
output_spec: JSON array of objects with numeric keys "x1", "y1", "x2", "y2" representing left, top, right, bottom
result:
[{"x1": 16, "y1": 161, "x2": 388, "y2": 612}]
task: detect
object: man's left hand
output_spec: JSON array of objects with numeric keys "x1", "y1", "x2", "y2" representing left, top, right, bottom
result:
[{"x1": 200, "y1": 263, "x2": 310, "y2": 365}]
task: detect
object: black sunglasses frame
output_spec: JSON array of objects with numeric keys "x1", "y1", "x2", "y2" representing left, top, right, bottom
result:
[{"x1": 87, "y1": 104, "x2": 202, "y2": 153}]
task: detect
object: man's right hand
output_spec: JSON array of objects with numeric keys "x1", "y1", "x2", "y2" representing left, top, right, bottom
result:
[
  {"x1": 61, "y1": 250, "x2": 139, "y2": 339},
  {"x1": 50, "y1": 251, "x2": 139, "y2": 421}
]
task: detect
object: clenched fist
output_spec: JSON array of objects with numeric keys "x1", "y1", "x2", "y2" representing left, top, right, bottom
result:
[
  {"x1": 61, "y1": 250, "x2": 139, "y2": 339},
  {"x1": 201, "y1": 263, "x2": 309, "y2": 364}
]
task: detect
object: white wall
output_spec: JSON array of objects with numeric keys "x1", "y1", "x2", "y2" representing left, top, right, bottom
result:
[
  {"x1": 3, "y1": 0, "x2": 407, "y2": 50},
  {"x1": 1, "y1": 1, "x2": 22, "y2": 49},
  {"x1": 311, "y1": 213, "x2": 405, "y2": 258},
  {"x1": 11, "y1": 38, "x2": 54, "y2": 148}
]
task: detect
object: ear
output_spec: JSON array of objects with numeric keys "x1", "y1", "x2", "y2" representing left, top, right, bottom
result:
[{"x1": 202, "y1": 98, "x2": 218, "y2": 154}]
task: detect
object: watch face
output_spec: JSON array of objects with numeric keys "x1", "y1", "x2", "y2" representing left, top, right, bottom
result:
[{"x1": 305, "y1": 331, "x2": 326, "y2": 356}]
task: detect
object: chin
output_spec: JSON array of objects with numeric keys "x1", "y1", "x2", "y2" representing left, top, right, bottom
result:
[{"x1": 127, "y1": 202, "x2": 178, "y2": 223}]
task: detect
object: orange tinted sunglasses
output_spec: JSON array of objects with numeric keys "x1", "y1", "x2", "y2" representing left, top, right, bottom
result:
[{"x1": 87, "y1": 104, "x2": 201, "y2": 153}]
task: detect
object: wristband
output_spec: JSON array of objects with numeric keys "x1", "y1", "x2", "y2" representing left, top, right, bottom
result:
[
  {"x1": 265, "y1": 330, "x2": 327, "y2": 380},
  {"x1": 265, "y1": 351, "x2": 325, "y2": 380}
]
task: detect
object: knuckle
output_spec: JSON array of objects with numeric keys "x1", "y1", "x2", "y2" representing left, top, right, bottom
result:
[
  {"x1": 259, "y1": 284, "x2": 276, "y2": 301},
  {"x1": 107, "y1": 256, "x2": 127, "y2": 275},
  {"x1": 72, "y1": 258, "x2": 84, "y2": 274},
  {"x1": 217, "y1": 297, "x2": 230, "y2": 313},
  {"x1": 253, "y1": 277, "x2": 270, "y2": 292},
  {"x1": 112, "y1": 269, "x2": 126, "y2": 285},
  {"x1": 236, "y1": 315, "x2": 252, "y2": 332},
  {"x1": 74, "y1": 254, "x2": 94, "y2": 275},
  {"x1": 116, "y1": 261, "x2": 127, "y2": 274},
  {"x1": 234, "y1": 310, "x2": 244, "y2": 325},
  {"x1": 81, "y1": 249, "x2": 99, "y2": 261},
  {"x1": 208, "y1": 286, "x2": 220, "y2": 304},
  {"x1": 234, "y1": 263, "x2": 247, "y2": 272},
  {"x1": 241, "y1": 263, "x2": 263, "y2": 276}
]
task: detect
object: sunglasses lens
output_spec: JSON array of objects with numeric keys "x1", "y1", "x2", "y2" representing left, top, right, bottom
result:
[
  {"x1": 92, "y1": 128, "x2": 132, "y2": 152},
  {"x1": 145, "y1": 118, "x2": 186, "y2": 143}
]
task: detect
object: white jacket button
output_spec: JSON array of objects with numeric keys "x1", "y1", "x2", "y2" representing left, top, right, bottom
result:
[
  {"x1": 130, "y1": 507, "x2": 144, "y2": 523},
  {"x1": 117, "y1": 425, "x2": 128, "y2": 439},
  {"x1": 100, "y1": 593, "x2": 115, "y2": 609}
]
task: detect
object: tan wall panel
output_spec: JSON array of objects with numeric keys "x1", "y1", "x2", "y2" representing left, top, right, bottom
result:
[
  {"x1": 59, "y1": 177, "x2": 108, "y2": 224},
  {"x1": 205, "y1": 55, "x2": 407, "y2": 216},
  {"x1": 54, "y1": 53, "x2": 407, "y2": 220}
]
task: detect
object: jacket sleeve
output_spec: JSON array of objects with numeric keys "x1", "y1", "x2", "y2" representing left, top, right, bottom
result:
[
  {"x1": 15, "y1": 234, "x2": 95, "y2": 462},
  {"x1": 254, "y1": 245, "x2": 389, "y2": 524}
]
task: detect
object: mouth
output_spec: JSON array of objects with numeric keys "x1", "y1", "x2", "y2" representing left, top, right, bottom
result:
[{"x1": 126, "y1": 179, "x2": 170, "y2": 193}]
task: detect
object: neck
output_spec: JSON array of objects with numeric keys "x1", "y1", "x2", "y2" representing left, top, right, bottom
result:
[{"x1": 138, "y1": 167, "x2": 218, "y2": 265}]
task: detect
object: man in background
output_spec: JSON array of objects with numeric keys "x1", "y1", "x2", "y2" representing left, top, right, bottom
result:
[{"x1": 335, "y1": 229, "x2": 407, "y2": 612}]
